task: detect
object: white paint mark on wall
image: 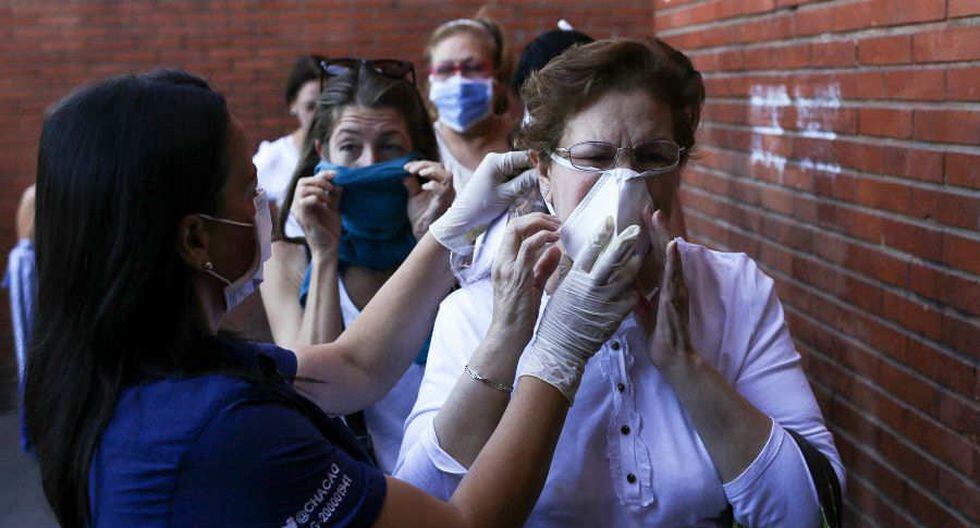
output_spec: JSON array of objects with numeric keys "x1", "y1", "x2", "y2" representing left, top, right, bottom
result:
[
  {"x1": 795, "y1": 84, "x2": 841, "y2": 140},
  {"x1": 748, "y1": 82, "x2": 842, "y2": 175},
  {"x1": 801, "y1": 158, "x2": 842, "y2": 174}
]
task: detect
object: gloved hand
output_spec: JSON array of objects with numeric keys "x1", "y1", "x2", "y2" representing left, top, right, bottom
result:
[
  {"x1": 429, "y1": 150, "x2": 538, "y2": 255},
  {"x1": 518, "y1": 217, "x2": 644, "y2": 403}
]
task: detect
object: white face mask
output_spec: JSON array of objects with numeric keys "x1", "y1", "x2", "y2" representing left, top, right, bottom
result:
[
  {"x1": 198, "y1": 189, "x2": 273, "y2": 311},
  {"x1": 548, "y1": 154, "x2": 653, "y2": 261}
]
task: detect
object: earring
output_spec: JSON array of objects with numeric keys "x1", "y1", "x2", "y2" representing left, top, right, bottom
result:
[{"x1": 202, "y1": 261, "x2": 215, "y2": 271}]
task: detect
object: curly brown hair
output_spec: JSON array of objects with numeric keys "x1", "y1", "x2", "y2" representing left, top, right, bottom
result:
[{"x1": 517, "y1": 37, "x2": 705, "y2": 166}]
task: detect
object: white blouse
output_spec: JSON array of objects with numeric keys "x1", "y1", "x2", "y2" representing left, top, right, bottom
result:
[{"x1": 394, "y1": 215, "x2": 844, "y2": 527}]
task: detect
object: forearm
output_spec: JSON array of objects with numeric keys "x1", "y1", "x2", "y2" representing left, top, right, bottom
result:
[
  {"x1": 449, "y1": 376, "x2": 568, "y2": 526},
  {"x1": 433, "y1": 330, "x2": 523, "y2": 467},
  {"x1": 300, "y1": 234, "x2": 455, "y2": 406},
  {"x1": 298, "y1": 251, "x2": 343, "y2": 346},
  {"x1": 662, "y1": 352, "x2": 772, "y2": 482}
]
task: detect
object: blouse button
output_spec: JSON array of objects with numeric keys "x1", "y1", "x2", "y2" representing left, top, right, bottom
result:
[
  {"x1": 621, "y1": 425, "x2": 631, "y2": 435},
  {"x1": 616, "y1": 382, "x2": 625, "y2": 392},
  {"x1": 610, "y1": 341, "x2": 621, "y2": 351},
  {"x1": 626, "y1": 473, "x2": 637, "y2": 484}
]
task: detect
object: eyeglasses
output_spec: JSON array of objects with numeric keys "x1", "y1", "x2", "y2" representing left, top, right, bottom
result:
[
  {"x1": 552, "y1": 140, "x2": 686, "y2": 174},
  {"x1": 428, "y1": 59, "x2": 493, "y2": 80},
  {"x1": 319, "y1": 58, "x2": 417, "y2": 90}
]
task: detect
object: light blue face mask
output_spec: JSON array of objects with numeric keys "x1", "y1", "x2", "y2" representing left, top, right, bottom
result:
[
  {"x1": 429, "y1": 76, "x2": 494, "y2": 133},
  {"x1": 314, "y1": 152, "x2": 422, "y2": 271}
]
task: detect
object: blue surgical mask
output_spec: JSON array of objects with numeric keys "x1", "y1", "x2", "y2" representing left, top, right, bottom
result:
[
  {"x1": 315, "y1": 153, "x2": 422, "y2": 270},
  {"x1": 429, "y1": 76, "x2": 493, "y2": 133}
]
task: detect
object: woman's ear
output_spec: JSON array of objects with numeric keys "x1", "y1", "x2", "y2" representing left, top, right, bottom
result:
[
  {"x1": 537, "y1": 158, "x2": 553, "y2": 204},
  {"x1": 314, "y1": 139, "x2": 325, "y2": 160},
  {"x1": 176, "y1": 215, "x2": 211, "y2": 270}
]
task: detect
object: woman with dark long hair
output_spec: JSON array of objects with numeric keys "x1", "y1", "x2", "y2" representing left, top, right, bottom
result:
[{"x1": 25, "y1": 69, "x2": 642, "y2": 527}]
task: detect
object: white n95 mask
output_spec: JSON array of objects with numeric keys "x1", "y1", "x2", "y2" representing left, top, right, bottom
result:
[
  {"x1": 199, "y1": 189, "x2": 273, "y2": 311},
  {"x1": 550, "y1": 160, "x2": 653, "y2": 262}
]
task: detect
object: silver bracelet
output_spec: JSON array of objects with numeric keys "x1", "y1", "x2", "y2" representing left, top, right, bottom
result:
[{"x1": 464, "y1": 364, "x2": 513, "y2": 394}]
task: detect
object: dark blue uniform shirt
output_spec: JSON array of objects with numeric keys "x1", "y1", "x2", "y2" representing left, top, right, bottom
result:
[{"x1": 88, "y1": 339, "x2": 386, "y2": 527}]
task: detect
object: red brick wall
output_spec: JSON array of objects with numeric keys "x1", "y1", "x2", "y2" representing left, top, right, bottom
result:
[
  {"x1": 655, "y1": 1, "x2": 978, "y2": 526},
  {"x1": 0, "y1": 0, "x2": 652, "y2": 395}
]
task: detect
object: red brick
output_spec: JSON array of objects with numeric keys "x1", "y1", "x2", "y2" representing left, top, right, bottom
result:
[
  {"x1": 946, "y1": 66, "x2": 980, "y2": 101},
  {"x1": 881, "y1": 69, "x2": 946, "y2": 101},
  {"x1": 870, "y1": 0, "x2": 946, "y2": 26},
  {"x1": 810, "y1": 39, "x2": 855, "y2": 67},
  {"x1": 857, "y1": 34, "x2": 911, "y2": 65},
  {"x1": 937, "y1": 392, "x2": 978, "y2": 437},
  {"x1": 938, "y1": 467, "x2": 980, "y2": 523},
  {"x1": 743, "y1": 42, "x2": 811, "y2": 70},
  {"x1": 911, "y1": 187, "x2": 980, "y2": 231},
  {"x1": 858, "y1": 107, "x2": 913, "y2": 138},
  {"x1": 945, "y1": 152, "x2": 980, "y2": 189},
  {"x1": 914, "y1": 109, "x2": 980, "y2": 145},
  {"x1": 913, "y1": 25, "x2": 980, "y2": 63},
  {"x1": 909, "y1": 262, "x2": 980, "y2": 314},
  {"x1": 942, "y1": 232, "x2": 980, "y2": 275},
  {"x1": 949, "y1": 0, "x2": 980, "y2": 17}
]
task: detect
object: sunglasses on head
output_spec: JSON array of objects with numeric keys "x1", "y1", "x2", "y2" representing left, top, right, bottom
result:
[{"x1": 318, "y1": 58, "x2": 417, "y2": 90}]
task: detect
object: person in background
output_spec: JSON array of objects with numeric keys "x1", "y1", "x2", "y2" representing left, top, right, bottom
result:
[
  {"x1": 253, "y1": 54, "x2": 323, "y2": 227},
  {"x1": 221, "y1": 55, "x2": 323, "y2": 343},
  {"x1": 511, "y1": 22, "x2": 593, "y2": 110},
  {"x1": 3, "y1": 184, "x2": 36, "y2": 452},
  {"x1": 425, "y1": 9, "x2": 514, "y2": 191},
  {"x1": 396, "y1": 38, "x2": 842, "y2": 527},
  {"x1": 26, "y1": 68, "x2": 645, "y2": 527},
  {"x1": 261, "y1": 59, "x2": 454, "y2": 473}
]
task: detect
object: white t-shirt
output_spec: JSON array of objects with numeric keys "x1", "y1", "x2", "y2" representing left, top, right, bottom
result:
[
  {"x1": 338, "y1": 277, "x2": 424, "y2": 475},
  {"x1": 434, "y1": 122, "x2": 474, "y2": 194},
  {"x1": 253, "y1": 134, "x2": 300, "y2": 209},
  {"x1": 254, "y1": 134, "x2": 306, "y2": 238},
  {"x1": 394, "y1": 214, "x2": 844, "y2": 527}
]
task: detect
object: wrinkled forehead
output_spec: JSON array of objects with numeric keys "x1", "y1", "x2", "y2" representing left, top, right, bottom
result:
[
  {"x1": 331, "y1": 106, "x2": 408, "y2": 140},
  {"x1": 559, "y1": 89, "x2": 675, "y2": 147}
]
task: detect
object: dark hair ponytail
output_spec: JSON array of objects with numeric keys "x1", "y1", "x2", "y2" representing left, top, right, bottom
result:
[{"x1": 26, "y1": 70, "x2": 230, "y2": 526}]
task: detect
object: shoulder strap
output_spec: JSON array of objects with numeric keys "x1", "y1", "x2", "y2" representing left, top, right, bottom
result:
[
  {"x1": 786, "y1": 429, "x2": 842, "y2": 528},
  {"x1": 719, "y1": 429, "x2": 842, "y2": 528}
]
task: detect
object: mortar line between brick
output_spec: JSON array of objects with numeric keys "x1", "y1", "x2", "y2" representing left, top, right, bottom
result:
[
  {"x1": 685, "y1": 163, "x2": 980, "y2": 274},
  {"x1": 683, "y1": 203, "x2": 979, "y2": 365},
  {"x1": 705, "y1": 96, "x2": 980, "y2": 112},
  {"x1": 696, "y1": 143, "x2": 980, "y2": 199},
  {"x1": 657, "y1": 8, "x2": 978, "y2": 43},
  {"x1": 798, "y1": 334, "x2": 978, "y2": 441},
  {"x1": 805, "y1": 374, "x2": 978, "y2": 525},
  {"x1": 703, "y1": 121, "x2": 980, "y2": 156},
  {"x1": 700, "y1": 59, "x2": 979, "y2": 78}
]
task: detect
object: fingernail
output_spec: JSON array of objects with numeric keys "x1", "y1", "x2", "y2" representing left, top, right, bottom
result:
[{"x1": 620, "y1": 224, "x2": 641, "y2": 240}]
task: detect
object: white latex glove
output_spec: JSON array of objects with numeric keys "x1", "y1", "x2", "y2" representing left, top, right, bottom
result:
[
  {"x1": 518, "y1": 217, "x2": 644, "y2": 403},
  {"x1": 429, "y1": 151, "x2": 539, "y2": 255}
]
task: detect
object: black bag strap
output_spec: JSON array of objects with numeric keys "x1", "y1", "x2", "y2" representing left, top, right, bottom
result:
[
  {"x1": 719, "y1": 428, "x2": 842, "y2": 528},
  {"x1": 786, "y1": 429, "x2": 842, "y2": 527},
  {"x1": 344, "y1": 410, "x2": 379, "y2": 467}
]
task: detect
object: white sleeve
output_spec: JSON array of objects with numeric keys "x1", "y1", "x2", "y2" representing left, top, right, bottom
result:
[
  {"x1": 392, "y1": 284, "x2": 491, "y2": 499},
  {"x1": 252, "y1": 140, "x2": 275, "y2": 178},
  {"x1": 715, "y1": 254, "x2": 845, "y2": 527}
]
